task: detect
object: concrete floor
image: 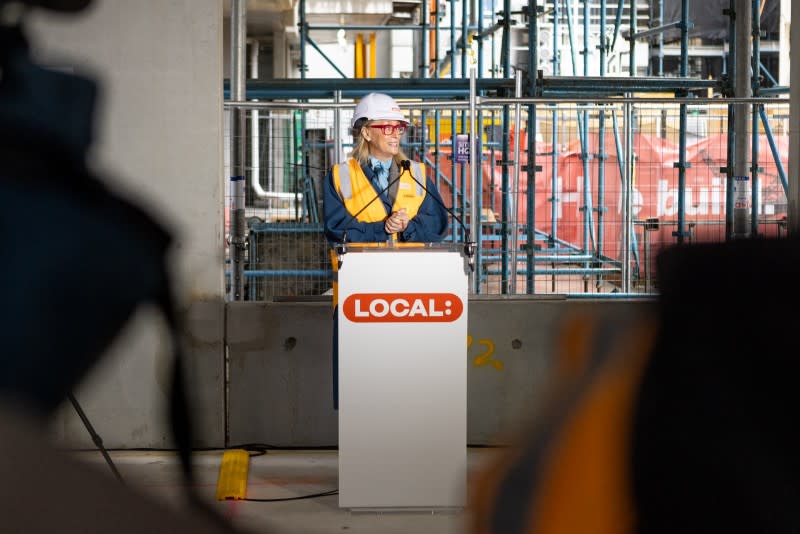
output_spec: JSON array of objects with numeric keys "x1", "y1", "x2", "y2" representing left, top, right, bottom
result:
[{"x1": 71, "y1": 448, "x2": 502, "y2": 534}]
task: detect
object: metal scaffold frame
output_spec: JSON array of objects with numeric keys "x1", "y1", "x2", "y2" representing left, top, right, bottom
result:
[{"x1": 225, "y1": 0, "x2": 790, "y2": 298}]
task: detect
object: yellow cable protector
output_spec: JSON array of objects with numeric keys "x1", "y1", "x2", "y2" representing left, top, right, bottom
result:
[{"x1": 215, "y1": 449, "x2": 249, "y2": 500}]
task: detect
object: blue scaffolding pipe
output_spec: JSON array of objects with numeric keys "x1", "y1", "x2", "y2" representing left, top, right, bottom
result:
[
  {"x1": 486, "y1": 268, "x2": 619, "y2": 275},
  {"x1": 305, "y1": 35, "x2": 346, "y2": 78},
  {"x1": 612, "y1": 106, "x2": 641, "y2": 278},
  {"x1": 422, "y1": 0, "x2": 428, "y2": 79},
  {"x1": 759, "y1": 61, "x2": 777, "y2": 87},
  {"x1": 758, "y1": 106, "x2": 788, "y2": 196},
  {"x1": 610, "y1": 0, "x2": 625, "y2": 51},
  {"x1": 550, "y1": 2, "x2": 560, "y2": 248},
  {"x1": 630, "y1": 21, "x2": 681, "y2": 41},
  {"x1": 658, "y1": 0, "x2": 664, "y2": 75},
  {"x1": 674, "y1": 0, "x2": 690, "y2": 244},
  {"x1": 629, "y1": 0, "x2": 636, "y2": 76},
  {"x1": 461, "y1": 0, "x2": 468, "y2": 76},
  {"x1": 751, "y1": 0, "x2": 761, "y2": 237},
  {"x1": 477, "y1": 0, "x2": 484, "y2": 75},
  {"x1": 498, "y1": 0, "x2": 511, "y2": 292},
  {"x1": 526, "y1": 0, "x2": 538, "y2": 295},
  {"x1": 582, "y1": 0, "x2": 596, "y2": 257},
  {"x1": 299, "y1": 0, "x2": 306, "y2": 77},
  {"x1": 759, "y1": 86, "x2": 790, "y2": 95},
  {"x1": 597, "y1": 0, "x2": 607, "y2": 262},
  {"x1": 565, "y1": 0, "x2": 593, "y2": 275},
  {"x1": 450, "y1": 0, "x2": 458, "y2": 243},
  {"x1": 565, "y1": 0, "x2": 579, "y2": 76},
  {"x1": 725, "y1": 0, "x2": 736, "y2": 239},
  {"x1": 482, "y1": 254, "x2": 595, "y2": 262},
  {"x1": 434, "y1": 0, "x2": 440, "y2": 76},
  {"x1": 538, "y1": 76, "x2": 718, "y2": 92}
]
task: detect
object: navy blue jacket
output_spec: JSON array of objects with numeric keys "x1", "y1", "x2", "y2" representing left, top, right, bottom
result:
[{"x1": 323, "y1": 159, "x2": 449, "y2": 245}]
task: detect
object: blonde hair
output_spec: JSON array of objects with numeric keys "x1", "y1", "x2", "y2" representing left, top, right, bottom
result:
[{"x1": 349, "y1": 120, "x2": 409, "y2": 168}]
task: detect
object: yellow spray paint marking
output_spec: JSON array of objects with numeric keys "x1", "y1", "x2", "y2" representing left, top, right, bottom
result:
[
  {"x1": 468, "y1": 336, "x2": 504, "y2": 371},
  {"x1": 216, "y1": 449, "x2": 249, "y2": 500}
]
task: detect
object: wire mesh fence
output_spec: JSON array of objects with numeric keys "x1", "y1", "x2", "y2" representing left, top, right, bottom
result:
[{"x1": 224, "y1": 97, "x2": 789, "y2": 299}]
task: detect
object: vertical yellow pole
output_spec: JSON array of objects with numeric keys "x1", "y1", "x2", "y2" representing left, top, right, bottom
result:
[
  {"x1": 369, "y1": 32, "x2": 377, "y2": 78},
  {"x1": 355, "y1": 33, "x2": 364, "y2": 78}
]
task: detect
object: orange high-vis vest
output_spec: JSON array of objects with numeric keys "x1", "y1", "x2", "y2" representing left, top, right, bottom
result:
[{"x1": 330, "y1": 158, "x2": 427, "y2": 307}]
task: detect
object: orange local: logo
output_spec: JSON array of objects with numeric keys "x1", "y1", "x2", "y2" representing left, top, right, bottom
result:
[{"x1": 342, "y1": 293, "x2": 463, "y2": 323}]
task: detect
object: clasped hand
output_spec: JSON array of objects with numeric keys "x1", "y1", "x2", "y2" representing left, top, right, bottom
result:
[{"x1": 384, "y1": 208, "x2": 409, "y2": 234}]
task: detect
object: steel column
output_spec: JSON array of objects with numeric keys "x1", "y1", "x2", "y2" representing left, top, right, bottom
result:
[{"x1": 229, "y1": 0, "x2": 247, "y2": 302}]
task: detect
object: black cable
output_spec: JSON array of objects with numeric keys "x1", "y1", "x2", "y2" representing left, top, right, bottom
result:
[{"x1": 244, "y1": 489, "x2": 339, "y2": 502}]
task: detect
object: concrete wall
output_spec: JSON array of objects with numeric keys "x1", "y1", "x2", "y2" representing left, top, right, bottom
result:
[
  {"x1": 227, "y1": 299, "x2": 655, "y2": 446},
  {"x1": 29, "y1": 1, "x2": 226, "y2": 448}
]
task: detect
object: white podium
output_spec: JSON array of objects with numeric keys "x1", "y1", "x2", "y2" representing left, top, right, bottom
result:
[{"x1": 337, "y1": 244, "x2": 468, "y2": 510}]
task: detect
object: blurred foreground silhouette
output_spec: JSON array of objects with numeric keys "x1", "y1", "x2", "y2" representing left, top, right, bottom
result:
[
  {"x1": 0, "y1": 2, "x2": 241, "y2": 531},
  {"x1": 469, "y1": 237, "x2": 800, "y2": 534}
]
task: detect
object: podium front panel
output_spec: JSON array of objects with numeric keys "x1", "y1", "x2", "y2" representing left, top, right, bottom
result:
[{"x1": 337, "y1": 249, "x2": 467, "y2": 509}]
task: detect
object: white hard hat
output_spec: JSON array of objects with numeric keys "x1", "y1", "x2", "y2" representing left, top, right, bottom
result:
[{"x1": 351, "y1": 93, "x2": 406, "y2": 128}]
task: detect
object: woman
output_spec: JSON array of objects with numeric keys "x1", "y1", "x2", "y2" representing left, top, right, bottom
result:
[
  {"x1": 323, "y1": 93, "x2": 449, "y2": 409},
  {"x1": 323, "y1": 92, "x2": 448, "y2": 245}
]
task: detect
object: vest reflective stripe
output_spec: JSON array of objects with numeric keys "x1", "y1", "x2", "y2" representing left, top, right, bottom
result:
[
  {"x1": 410, "y1": 161, "x2": 424, "y2": 196},
  {"x1": 338, "y1": 162, "x2": 352, "y2": 200}
]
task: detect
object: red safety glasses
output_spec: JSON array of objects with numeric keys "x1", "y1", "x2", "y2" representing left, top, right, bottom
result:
[{"x1": 369, "y1": 124, "x2": 407, "y2": 135}]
